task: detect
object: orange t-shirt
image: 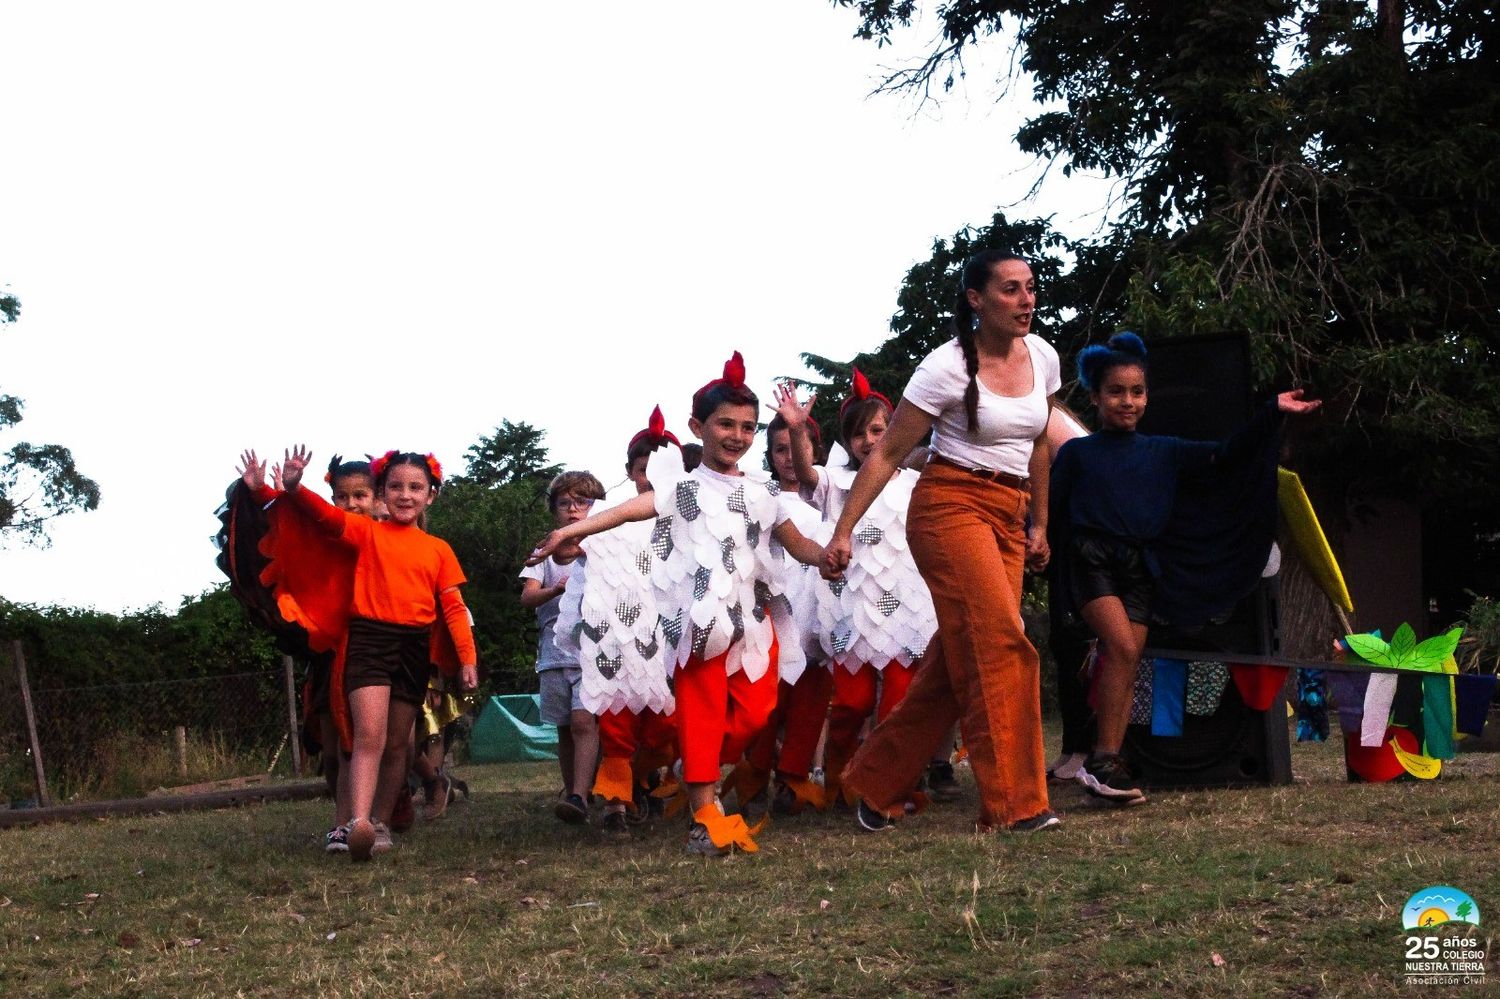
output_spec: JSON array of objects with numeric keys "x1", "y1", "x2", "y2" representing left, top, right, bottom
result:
[{"x1": 286, "y1": 485, "x2": 466, "y2": 627}]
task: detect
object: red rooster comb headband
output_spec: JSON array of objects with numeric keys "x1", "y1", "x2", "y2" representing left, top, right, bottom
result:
[
  {"x1": 839, "y1": 367, "x2": 893, "y2": 419},
  {"x1": 628, "y1": 405, "x2": 682, "y2": 452},
  {"x1": 692, "y1": 350, "x2": 748, "y2": 410},
  {"x1": 370, "y1": 450, "x2": 444, "y2": 487}
]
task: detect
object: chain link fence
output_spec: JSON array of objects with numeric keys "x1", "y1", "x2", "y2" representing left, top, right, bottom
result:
[{"x1": 2, "y1": 644, "x2": 305, "y2": 806}]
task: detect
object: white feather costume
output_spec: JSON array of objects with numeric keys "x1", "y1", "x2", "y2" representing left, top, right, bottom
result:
[
  {"x1": 811, "y1": 444, "x2": 937, "y2": 673},
  {"x1": 646, "y1": 446, "x2": 791, "y2": 683},
  {"x1": 768, "y1": 483, "x2": 832, "y2": 685},
  {"x1": 553, "y1": 507, "x2": 673, "y2": 716}
]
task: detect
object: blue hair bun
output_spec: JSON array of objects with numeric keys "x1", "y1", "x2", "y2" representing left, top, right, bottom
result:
[
  {"x1": 1076, "y1": 344, "x2": 1113, "y2": 391},
  {"x1": 1108, "y1": 331, "x2": 1147, "y2": 357}
]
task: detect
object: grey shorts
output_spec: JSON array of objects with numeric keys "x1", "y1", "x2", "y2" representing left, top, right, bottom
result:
[{"x1": 538, "y1": 666, "x2": 584, "y2": 726}]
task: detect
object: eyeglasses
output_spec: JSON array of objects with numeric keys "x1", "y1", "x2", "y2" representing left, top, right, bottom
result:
[{"x1": 555, "y1": 498, "x2": 596, "y2": 512}]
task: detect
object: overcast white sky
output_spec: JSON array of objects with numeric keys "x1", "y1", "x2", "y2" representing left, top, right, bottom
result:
[{"x1": 0, "y1": 2, "x2": 1107, "y2": 613}]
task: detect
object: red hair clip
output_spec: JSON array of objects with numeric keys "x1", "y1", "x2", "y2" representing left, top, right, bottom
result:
[
  {"x1": 370, "y1": 449, "x2": 399, "y2": 482},
  {"x1": 839, "y1": 366, "x2": 893, "y2": 419},
  {"x1": 628, "y1": 404, "x2": 682, "y2": 452},
  {"x1": 692, "y1": 350, "x2": 748, "y2": 410}
]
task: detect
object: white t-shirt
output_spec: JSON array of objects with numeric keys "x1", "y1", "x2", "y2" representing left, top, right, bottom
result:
[
  {"x1": 518, "y1": 555, "x2": 577, "y2": 671},
  {"x1": 902, "y1": 335, "x2": 1060, "y2": 477}
]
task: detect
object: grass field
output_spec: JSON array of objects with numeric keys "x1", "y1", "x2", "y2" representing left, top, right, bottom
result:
[{"x1": 1, "y1": 733, "x2": 1496, "y2": 997}]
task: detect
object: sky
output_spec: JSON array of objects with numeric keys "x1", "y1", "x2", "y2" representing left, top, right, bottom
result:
[{"x1": 0, "y1": 2, "x2": 1108, "y2": 613}]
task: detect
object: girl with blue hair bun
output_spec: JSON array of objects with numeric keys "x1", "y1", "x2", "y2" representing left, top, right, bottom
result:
[{"x1": 1049, "y1": 332, "x2": 1320, "y2": 807}]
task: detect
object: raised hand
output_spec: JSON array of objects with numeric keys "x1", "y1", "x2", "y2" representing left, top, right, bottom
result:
[
  {"x1": 1277, "y1": 388, "x2": 1322, "y2": 416},
  {"x1": 769, "y1": 382, "x2": 816, "y2": 430},
  {"x1": 238, "y1": 450, "x2": 267, "y2": 491},
  {"x1": 270, "y1": 463, "x2": 285, "y2": 491},
  {"x1": 280, "y1": 445, "x2": 313, "y2": 490}
]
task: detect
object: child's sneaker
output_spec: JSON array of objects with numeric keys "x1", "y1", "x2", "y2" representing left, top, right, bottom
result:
[
  {"x1": 422, "y1": 775, "x2": 451, "y2": 822},
  {"x1": 324, "y1": 825, "x2": 349, "y2": 854},
  {"x1": 685, "y1": 822, "x2": 729, "y2": 857},
  {"x1": 602, "y1": 810, "x2": 630, "y2": 837},
  {"x1": 926, "y1": 760, "x2": 961, "y2": 802},
  {"x1": 741, "y1": 787, "x2": 770, "y2": 827},
  {"x1": 346, "y1": 817, "x2": 376, "y2": 862},
  {"x1": 390, "y1": 785, "x2": 416, "y2": 833},
  {"x1": 1077, "y1": 753, "x2": 1147, "y2": 804},
  {"x1": 554, "y1": 792, "x2": 589, "y2": 824},
  {"x1": 371, "y1": 821, "x2": 394, "y2": 855}
]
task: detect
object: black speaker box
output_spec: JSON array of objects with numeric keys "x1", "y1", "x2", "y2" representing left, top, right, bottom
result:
[{"x1": 1118, "y1": 332, "x2": 1293, "y2": 787}]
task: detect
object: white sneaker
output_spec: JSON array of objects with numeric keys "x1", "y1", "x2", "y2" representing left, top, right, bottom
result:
[
  {"x1": 1047, "y1": 752, "x2": 1088, "y2": 782},
  {"x1": 371, "y1": 821, "x2": 394, "y2": 855}
]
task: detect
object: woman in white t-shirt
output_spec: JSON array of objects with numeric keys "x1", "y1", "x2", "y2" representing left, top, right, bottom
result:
[{"x1": 827, "y1": 250, "x2": 1060, "y2": 833}]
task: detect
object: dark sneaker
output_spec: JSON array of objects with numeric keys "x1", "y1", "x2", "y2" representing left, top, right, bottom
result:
[
  {"x1": 554, "y1": 792, "x2": 589, "y2": 824},
  {"x1": 627, "y1": 786, "x2": 650, "y2": 825},
  {"x1": 742, "y1": 787, "x2": 770, "y2": 826},
  {"x1": 346, "y1": 817, "x2": 376, "y2": 862},
  {"x1": 856, "y1": 798, "x2": 894, "y2": 832},
  {"x1": 685, "y1": 822, "x2": 729, "y2": 857},
  {"x1": 602, "y1": 810, "x2": 630, "y2": 837},
  {"x1": 1077, "y1": 753, "x2": 1147, "y2": 804},
  {"x1": 771, "y1": 781, "x2": 799, "y2": 817},
  {"x1": 927, "y1": 760, "x2": 961, "y2": 802},
  {"x1": 324, "y1": 825, "x2": 349, "y2": 854},
  {"x1": 1007, "y1": 810, "x2": 1062, "y2": 833},
  {"x1": 422, "y1": 775, "x2": 451, "y2": 822}
]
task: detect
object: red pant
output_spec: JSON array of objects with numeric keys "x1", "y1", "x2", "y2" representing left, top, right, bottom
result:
[
  {"x1": 745, "y1": 667, "x2": 833, "y2": 779},
  {"x1": 598, "y1": 706, "x2": 676, "y2": 762},
  {"x1": 823, "y1": 660, "x2": 915, "y2": 801},
  {"x1": 676, "y1": 644, "x2": 780, "y2": 784}
]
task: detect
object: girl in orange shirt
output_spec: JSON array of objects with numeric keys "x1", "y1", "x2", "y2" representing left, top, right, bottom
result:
[{"x1": 278, "y1": 445, "x2": 478, "y2": 861}]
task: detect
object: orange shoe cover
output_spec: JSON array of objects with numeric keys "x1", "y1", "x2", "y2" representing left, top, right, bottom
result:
[{"x1": 693, "y1": 803, "x2": 760, "y2": 853}]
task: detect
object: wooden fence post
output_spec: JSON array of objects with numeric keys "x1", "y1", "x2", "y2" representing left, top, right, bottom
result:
[
  {"x1": 12, "y1": 641, "x2": 51, "y2": 808},
  {"x1": 282, "y1": 655, "x2": 303, "y2": 775},
  {"x1": 173, "y1": 725, "x2": 189, "y2": 778}
]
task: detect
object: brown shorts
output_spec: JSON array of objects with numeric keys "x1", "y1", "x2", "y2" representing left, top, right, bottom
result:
[{"x1": 344, "y1": 618, "x2": 432, "y2": 706}]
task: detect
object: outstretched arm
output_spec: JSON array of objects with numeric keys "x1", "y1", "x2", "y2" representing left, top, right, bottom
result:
[
  {"x1": 772, "y1": 519, "x2": 829, "y2": 570},
  {"x1": 525, "y1": 492, "x2": 657, "y2": 566},
  {"x1": 770, "y1": 382, "x2": 821, "y2": 488},
  {"x1": 825, "y1": 400, "x2": 936, "y2": 575}
]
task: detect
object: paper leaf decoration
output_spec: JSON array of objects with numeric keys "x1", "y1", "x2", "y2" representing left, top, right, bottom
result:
[{"x1": 1342, "y1": 625, "x2": 1464, "y2": 673}]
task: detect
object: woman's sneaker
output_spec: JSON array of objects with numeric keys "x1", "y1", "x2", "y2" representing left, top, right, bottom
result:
[
  {"x1": 1007, "y1": 810, "x2": 1062, "y2": 833},
  {"x1": 856, "y1": 798, "x2": 894, "y2": 832},
  {"x1": 1077, "y1": 753, "x2": 1147, "y2": 804},
  {"x1": 324, "y1": 825, "x2": 349, "y2": 854}
]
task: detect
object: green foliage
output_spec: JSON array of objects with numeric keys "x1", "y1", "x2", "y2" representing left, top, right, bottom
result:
[
  {"x1": 454, "y1": 419, "x2": 561, "y2": 489},
  {"x1": 0, "y1": 285, "x2": 101, "y2": 545},
  {"x1": 827, "y1": 1, "x2": 1500, "y2": 513},
  {"x1": 427, "y1": 423, "x2": 560, "y2": 694}
]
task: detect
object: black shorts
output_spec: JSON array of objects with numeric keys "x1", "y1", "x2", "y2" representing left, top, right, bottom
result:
[
  {"x1": 344, "y1": 618, "x2": 432, "y2": 706},
  {"x1": 1067, "y1": 534, "x2": 1153, "y2": 625}
]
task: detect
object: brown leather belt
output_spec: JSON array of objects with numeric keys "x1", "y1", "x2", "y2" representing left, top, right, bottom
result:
[{"x1": 930, "y1": 453, "x2": 1030, "y2": 490}]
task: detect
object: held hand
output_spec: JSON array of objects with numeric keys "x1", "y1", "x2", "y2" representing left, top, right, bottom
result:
[
  {"x1": 459, "y1": 664, "x2": 479, "y2": 693},
  {"x1": 238, "y1": 450, "x2": 267, "y2": 491},
  {"x1": 823, "y1": 531, "x2": 852, "y2": 578},
  {"x1": 768, "y1": 382, "x2": 815, "y2": 430},
  {"x1": 1025, "y1": 531, "x2": 1051, "y2": 573},
  {"x1": 1277, "y1": 388, "x2": 1322, "y2": 416},
  {"x1": 280, "y1": 444, "x2": 313, "y2": 490}
]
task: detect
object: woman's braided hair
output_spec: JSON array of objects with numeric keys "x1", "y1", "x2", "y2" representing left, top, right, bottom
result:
[{"x1": 953, "y1": 250, "x2": 1027, "y2": 433}]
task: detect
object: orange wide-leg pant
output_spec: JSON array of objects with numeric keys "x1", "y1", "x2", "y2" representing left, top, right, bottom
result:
[
  {"x1": 675, "y1": 640, "x2": 780, "y2": 785},
  {"x1": 843, "y1": 462, "x2": 1050, "y2": 829}
]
